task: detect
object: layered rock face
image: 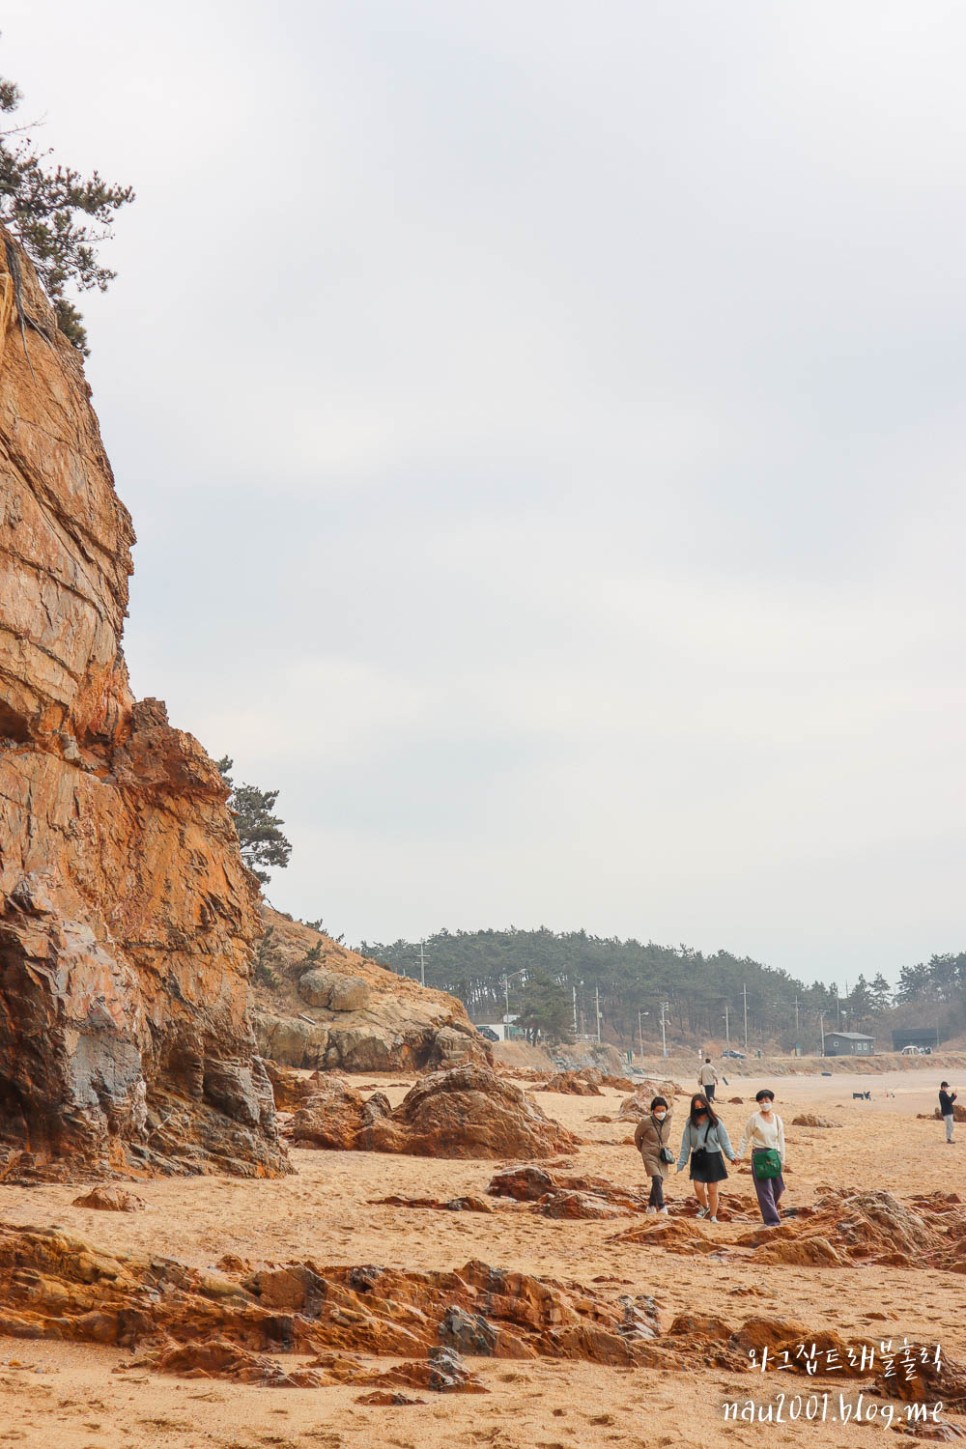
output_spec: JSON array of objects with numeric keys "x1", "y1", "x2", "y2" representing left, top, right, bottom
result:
[
  {"x1": 0, "y1": 232, "x2": 285, "y2": 1178},
  {"x1": 254, "y1": 909, "x2": 491, "y2": 1073}
]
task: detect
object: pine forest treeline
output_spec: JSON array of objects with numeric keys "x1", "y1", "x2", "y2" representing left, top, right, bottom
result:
[{"x1": 355, "y1": 928, "x2": 966, "y2": 1052}]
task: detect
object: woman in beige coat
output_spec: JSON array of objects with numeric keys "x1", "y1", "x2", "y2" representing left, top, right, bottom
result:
[{"x1": 634, "y1": 1095, "x2": 673, "y2": 1214}]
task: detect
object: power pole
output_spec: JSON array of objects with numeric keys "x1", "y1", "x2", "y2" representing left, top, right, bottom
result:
[
  {"x1": 417, "y1": 941, "x2": 427, "y2": 988},
  {"x1": 572, "y1": 985, "x2": 578, "y2": 1038},
  {"x1": 595, "y1": 985, "x2": 602, "y2": 1044},
  {"x1": 742, "y1": 984, "x2": 748, "y2": 1050},
  {"x1": 723, "y1": 1001, "x2": 730, "y2": 1044},
  {"x1": 638, "y1": 1009, "x2": 644, "y2": 1060},
  {"x1": 794, "y1": 995, "x2": 799, "y2": 1033},
  {"x1": 660, "y1": 1001, "x2": 668, "y2": 1058}
]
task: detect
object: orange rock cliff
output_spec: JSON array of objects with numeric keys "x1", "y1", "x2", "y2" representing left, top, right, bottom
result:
[{"x1": 0, "y1": 230, "x2": 286, "y2": 1179}]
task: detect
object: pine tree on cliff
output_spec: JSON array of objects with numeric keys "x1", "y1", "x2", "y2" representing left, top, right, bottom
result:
[
  {"x1": 0, "y1": 72, "x2": 134, "y2": 354},
  {"x1": 216, "y1": 758, "x2": 293, "y2": 886}
]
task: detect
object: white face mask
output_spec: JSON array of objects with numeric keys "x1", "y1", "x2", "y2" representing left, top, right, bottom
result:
[
  {"x1": 653, "y1": 1111, "x2": 667, "y2": 1121},
  {"x1": 759, "y1": 1101, "x2": 773, "y2": 1112}
]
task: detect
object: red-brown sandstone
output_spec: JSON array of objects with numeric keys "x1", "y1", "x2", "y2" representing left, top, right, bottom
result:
[
  {"x1": 0, "y1": 229, "x2": 285, "y2": 1179},
  {"x1": 288, "y1": 1065, "x2": 580, "y2": 1159}
]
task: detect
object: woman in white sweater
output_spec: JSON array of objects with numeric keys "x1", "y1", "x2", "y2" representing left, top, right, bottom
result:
[{"x1": 736, "y1": 1088, "x2": 786, "y2": 1227}]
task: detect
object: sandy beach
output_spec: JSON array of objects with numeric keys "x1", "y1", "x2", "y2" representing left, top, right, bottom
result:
[{"x1": 0, "y1": 1060, "x2": 963, "y2": 1448}]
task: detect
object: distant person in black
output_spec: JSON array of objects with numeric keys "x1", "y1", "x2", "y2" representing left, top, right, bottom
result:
[{"x1": 939, "y1": 1081, "x2": 957, "y2": 1144}]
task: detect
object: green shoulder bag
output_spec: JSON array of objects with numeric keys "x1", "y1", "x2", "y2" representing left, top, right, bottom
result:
[{"x1": 752, "y1": 1147, "x2": 782, "y2": 1180}]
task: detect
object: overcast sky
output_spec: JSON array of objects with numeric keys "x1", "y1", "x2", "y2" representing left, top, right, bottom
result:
[{"x1": 7, "y1": 2, "x2": 966, "y2": 986}]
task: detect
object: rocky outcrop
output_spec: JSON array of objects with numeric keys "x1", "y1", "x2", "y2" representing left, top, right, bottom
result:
[
  {"x1": 262, "y1": 1059, "x2": 329, "y2": 1111},
  {"x1": 0, "y1": 1219, "x2": 665, "y2": 1380},
  {"x1": 488, "y1": 1164, "x2": 644, "y2": 1216},
  {"x1": 254, "y1": 909, "x2": 490, "y2": 1074},
  {"x1": 617, "y1": 1083, "x2": 683, "y2": 1119},
  {"x1": 359, "y1": 1065, "x2": 580, "y2": 1159},
  {"x1": 538, "y1": 1190, "x2": 635, "y2": 1220},
  {"x1": 288, "y1": 1076, "x2": 380, "y2": 1150},
  {"x1": 540, "y1": 1070, "x2": 603, "y2": 1096},
  {"x1": 369, "y1": 1194, "x2": 495, "y2": 1214},
  {"x1": 609, "y1": 1218, "x2": 724, "y2": 1255},
  {"x1": 875, "y1": 1351, "x2": 966, "y2": 1412},
  {"x1": 933, "y1": 1103, "x2": 966, "y2": 1123},
  {"x1": 733, "y1": 1190, "x2": 966, "y2": 1273},
  {"x1": 288, "y1": 1065, "x2": 580, "y2": 1159},
  {"x1": 298, "y1": 967, "x2": 369, "y2": 1012},
  {"x1": 0, "y1": 229, "x2": 285, "y2": 1179},
  {"x1": 71, "y1": 1186, "x2": 146, "y2": 1212},
  {"x1": 487, "y1": 1165, "x2": 557, "y2": 1201},
  {"x1": 12, "y1": 1214, "x2": 954, "y2": 1393}
]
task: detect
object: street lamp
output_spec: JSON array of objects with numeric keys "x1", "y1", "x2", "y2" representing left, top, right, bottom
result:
[
  {"x1": 637, "y1": 1010, "x2": 649, "y2": 1061},
  {"x1": 503, "y1": 968, "x2": 527, "y2": 1039}
]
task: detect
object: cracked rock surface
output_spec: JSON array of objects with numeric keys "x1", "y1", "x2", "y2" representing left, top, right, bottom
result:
[{"x1": 0, "y1": 228, "x2": 286, "y2": 1181}]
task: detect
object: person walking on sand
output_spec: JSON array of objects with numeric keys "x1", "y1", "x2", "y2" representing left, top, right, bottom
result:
[
  {"x1": 736, "y1": 1088, "x2": 786, "y2": 1227},
  {"x1": 634, "y1": 1095, "x2": 674, "y2": 1215},
  {"x1": 940, "y1": 1082, "x2": 958, "y2": 1144},
  {"x1": 698, "y1": 1057, "x2": 719, "y2": 1102},
  {"x1": 676, "y1": 1093, "x2": 735, "y2": 1223}
]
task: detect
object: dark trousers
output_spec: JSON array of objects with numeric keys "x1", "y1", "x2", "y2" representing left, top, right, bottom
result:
[
  {"x1": 705, "y1": 1084, "x2": 716, "y2": 1101},
  {"x1": 648, "y1": 1174, "x2": 665, "y2": 1208},
  {"x1": 753, "y1": 1171, "x2": 785, "y2": 1226}
]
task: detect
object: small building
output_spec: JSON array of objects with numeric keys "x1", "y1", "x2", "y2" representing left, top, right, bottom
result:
[
  {"x1": 824, "y1": 1031, "x2": 875, "y2": 1057},
  {"x1": 891, "y1": 1028, "x2": 939, "y2": 1052},
  {"x1": 474, "y1": 1014, "x2": 520, "y2": 1043}
]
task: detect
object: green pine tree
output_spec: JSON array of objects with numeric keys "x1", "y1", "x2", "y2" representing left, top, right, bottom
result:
[
  {"x1": 0, "y1": 71, "x2": 134, "y2": 353},
  {"x1": 216, "y1": 757, "x2": 292, "y2": 886},
  {"x1": 515, "y1": 971, "x2": 574, "y2": 1046}
]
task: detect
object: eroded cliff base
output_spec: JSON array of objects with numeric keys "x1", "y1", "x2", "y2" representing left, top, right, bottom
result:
[{"x1": 0, "y1": 231, "x2": 286, "y2": 1181}]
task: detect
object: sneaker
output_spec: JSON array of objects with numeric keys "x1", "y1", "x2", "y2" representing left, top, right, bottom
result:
[
  {"x1": 645, "y1": 1206, "x2": 657, "y2": 1215},
  {"x1": 709, "y1": 1215, "x2": 719, "y2": 1224},
  {"x1": 658, "y1": 1206, "x2": 669, "y2": 1215},
  {"x1": 696, "y1": 1206, "x2": 709, "y2": 1219}
]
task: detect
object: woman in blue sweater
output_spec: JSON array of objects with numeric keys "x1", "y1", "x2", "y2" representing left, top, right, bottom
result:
[{"x1": 676, "y1": 1092, "x2": 736, "y2": 1224}]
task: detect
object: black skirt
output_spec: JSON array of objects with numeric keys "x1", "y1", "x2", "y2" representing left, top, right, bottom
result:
[{"x1": 690, "y1": 1151, "x2": 728, "y2": 1184}]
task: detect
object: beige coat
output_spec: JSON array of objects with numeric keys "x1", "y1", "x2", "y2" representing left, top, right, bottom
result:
[{"x1": 634, "y1": 1109, "x2": 674, "y2": 1179}]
